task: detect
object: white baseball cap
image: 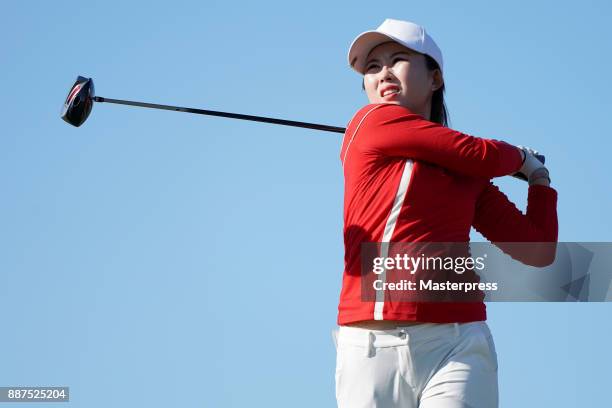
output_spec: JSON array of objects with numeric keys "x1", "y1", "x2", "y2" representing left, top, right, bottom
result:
[{"x1": 348, "y1": 19, "x2": 444, "y2": 75}]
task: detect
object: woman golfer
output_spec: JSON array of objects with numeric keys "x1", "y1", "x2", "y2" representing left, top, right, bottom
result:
[{"x1": 335, "y1": 18, "x2": 558, "y2": 407}]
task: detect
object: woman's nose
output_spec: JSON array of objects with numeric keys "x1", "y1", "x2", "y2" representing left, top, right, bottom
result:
[{"x1": 379, "y1": 65, "x2": 395, "y2": 81}]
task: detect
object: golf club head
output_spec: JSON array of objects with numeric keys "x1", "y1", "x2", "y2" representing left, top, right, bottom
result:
[{"x1": 61, "y1": 76, "x2": 95, "y2": 127}]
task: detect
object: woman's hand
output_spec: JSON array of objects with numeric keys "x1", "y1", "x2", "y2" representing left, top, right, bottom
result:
[
  {"x1": 514, "y1": 146, "x2": 551, "y2": 186},
  {"x1": 529, "y1": 167, "x2": 551, "y2": 186}
]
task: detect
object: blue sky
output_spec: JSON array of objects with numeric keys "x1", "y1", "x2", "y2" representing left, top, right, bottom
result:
[{"x1": 2, "y1": 0, "x2": 611, "y2": 406}]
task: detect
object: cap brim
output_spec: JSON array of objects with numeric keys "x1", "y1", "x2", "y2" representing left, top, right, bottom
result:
[{"x1": 348, "y1": 31, "x2": 405, "y2": 74}]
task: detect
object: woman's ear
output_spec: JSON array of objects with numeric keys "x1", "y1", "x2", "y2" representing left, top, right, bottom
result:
[{"x1": 431, "y1": 69, "x2": 444, "y2": 92}]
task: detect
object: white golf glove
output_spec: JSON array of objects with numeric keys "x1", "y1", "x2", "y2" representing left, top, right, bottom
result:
[{"x1": 513, "y1": 145, "x2": 551, "y2": 184}]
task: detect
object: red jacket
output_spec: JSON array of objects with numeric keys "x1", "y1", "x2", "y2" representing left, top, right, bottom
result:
[{"x1": 338, "y1": 103, "x2": 558, "y2": 325}]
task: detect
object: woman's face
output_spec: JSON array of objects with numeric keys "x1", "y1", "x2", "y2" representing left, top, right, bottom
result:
[{"x1": 363, "y1": 41, "x2": 442, "y2": 118}]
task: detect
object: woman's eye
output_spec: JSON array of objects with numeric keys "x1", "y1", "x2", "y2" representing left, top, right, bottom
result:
[{"x1": 365, "y1": 57, "x2": 405, "y2": 72}]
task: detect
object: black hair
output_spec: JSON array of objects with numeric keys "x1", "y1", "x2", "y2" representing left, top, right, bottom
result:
[
  {"x1": 360, "y1": 53, "x2": 449, "y2": 127},
  {"x1": 424, "y1": 55, "x2": 449, "y2": 127}
]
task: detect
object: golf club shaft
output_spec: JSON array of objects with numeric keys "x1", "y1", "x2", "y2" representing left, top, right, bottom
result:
[
  {"x1": 93, "y1": 96, "x2": 346, "y2": 134},
  {"x1": 90, "y1": 96, "x2": 545, "y2": 177}
]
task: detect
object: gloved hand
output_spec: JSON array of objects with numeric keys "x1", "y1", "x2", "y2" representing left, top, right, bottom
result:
[{"x1": 512, "y1": 146, "x2": 551, "y2": 184}]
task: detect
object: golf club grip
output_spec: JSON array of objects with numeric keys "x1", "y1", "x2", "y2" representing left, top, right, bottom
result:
[{"x1": 93, "y1": 96, "x2": 346, "y2": 134}]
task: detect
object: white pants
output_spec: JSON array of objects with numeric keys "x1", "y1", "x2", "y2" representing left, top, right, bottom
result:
[{"x1": 333, "y1": 321, "x2": 498, "y2": 408}]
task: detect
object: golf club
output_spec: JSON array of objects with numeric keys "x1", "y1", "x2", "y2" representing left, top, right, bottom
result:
[
  {"x1": 61, "y1": 76, "x2": 345, "y2": 133},
  {"x1": 60, "y1": 75, "x2": 544, "y2": 180}
]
